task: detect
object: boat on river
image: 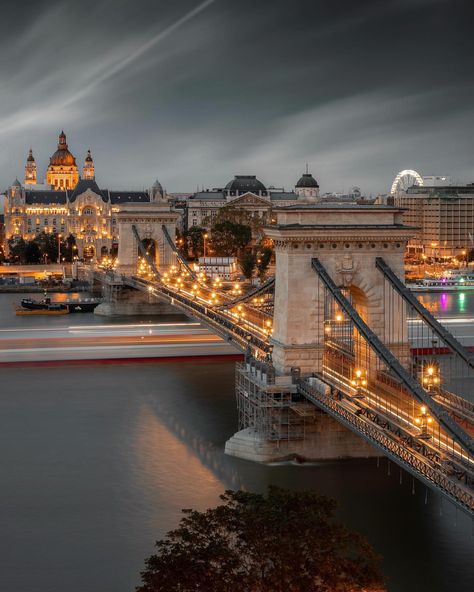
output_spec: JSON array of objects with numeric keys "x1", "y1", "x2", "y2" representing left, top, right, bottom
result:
[
  {"x1": 408, "y1": 269, "x2": 474, "y2": 292},
  {"x1": 20, "y1": 297, "x2": 102, "y2": 313}
]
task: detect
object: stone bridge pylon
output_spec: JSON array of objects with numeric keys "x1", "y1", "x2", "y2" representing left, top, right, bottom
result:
[
  {"x1": 116, "y1": 202, "x2": 179, "y2": 274},
  {"x1": 265, "y1": 204, "x2": 415, "y2": 375}
]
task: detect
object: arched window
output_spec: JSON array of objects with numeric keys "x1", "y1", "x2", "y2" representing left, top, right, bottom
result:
[{"x1": 83, "y1": 207, "x2": 93, "y2": 215}]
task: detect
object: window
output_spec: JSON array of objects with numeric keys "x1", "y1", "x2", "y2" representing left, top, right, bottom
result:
[{"x1": 83, "y1": 207, "x2": 93, "y2": 215}]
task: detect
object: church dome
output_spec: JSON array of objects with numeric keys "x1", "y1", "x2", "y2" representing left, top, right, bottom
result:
[
  {"x1": 85, "y1": 149, "x2": 93, "y2": 163},
  {"x1": 225, "y1": 175, "x2": 267, "y2": 194},
  {"x1": 296, "y1": 172, "x2": 319, "y2": 188},
  {"x1": 49, "y1": 131, "x2": 77, "y2": 166},
  {"x1": 26, "y1": 148, "x2": 35, "y2": 162}
]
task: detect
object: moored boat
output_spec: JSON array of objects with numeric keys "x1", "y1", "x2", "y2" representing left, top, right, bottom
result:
[{"x1": 20, "y1": 297, "x2": 102, "y2": 313}]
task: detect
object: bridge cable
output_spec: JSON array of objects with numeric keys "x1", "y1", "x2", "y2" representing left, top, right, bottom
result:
[
  {"x1": 215, "y1": 276, "x2": 275, "y2": 310},
  {"x1": 131, "y1": 225, "x2": 162, "y2": 281},
  {"x1": 312, "y1": 257, "x2": 474, "y2": 457},
  {"x1": 161, "y1": 225, "x2": 198, "y2": 280},
  {"x1": 376, "y1": 257, "x2": 474, "y2": 372}
]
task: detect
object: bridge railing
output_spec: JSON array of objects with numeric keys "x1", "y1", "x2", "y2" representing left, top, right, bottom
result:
[{"x1": 298, "y1": 378, "x2": 474, "y2": 516}]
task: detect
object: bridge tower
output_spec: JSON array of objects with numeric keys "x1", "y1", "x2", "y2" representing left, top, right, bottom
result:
[
  {"x1": 226, "y1": 203, "x2": 416, "y2": 463},
  {"x1": 116, "y1": 203, "x2": 179, "y2": 274},
  {"x1": 265, "y1": 204, "x2": 415, "y2": 375}
]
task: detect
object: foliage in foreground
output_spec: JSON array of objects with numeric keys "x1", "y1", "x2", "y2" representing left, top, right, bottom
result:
[{"x1": 137, "y1": 487, "x2": 384, "y2": 592}]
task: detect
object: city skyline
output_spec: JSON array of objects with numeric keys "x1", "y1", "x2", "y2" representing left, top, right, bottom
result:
[{"x1": 1, "y1": 0, "x2": 474, "y2": 194}]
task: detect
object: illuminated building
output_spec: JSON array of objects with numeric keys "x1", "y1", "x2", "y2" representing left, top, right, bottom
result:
[
  {"x1": 395, "y1": 183, "x2": 474, "y2": 258},
  {"x1": 186, "y1": 171, "x2": 318, "y2": 231},
  {"x1": 4, "y1": 131, "x2": 166, "y2": 261}
]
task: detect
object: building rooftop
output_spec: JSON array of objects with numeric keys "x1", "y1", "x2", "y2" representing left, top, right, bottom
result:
[
  {"x1": 25, "y1": 190, "x2": 67, "y2": 205},
  {"x1": 109, "y1": 191, "x2": 150, "y2": 204}
]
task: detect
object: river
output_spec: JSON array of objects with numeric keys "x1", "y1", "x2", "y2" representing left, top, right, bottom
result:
[{"x1": 0, "y1": 291, "x2": 473, "y2": 592}]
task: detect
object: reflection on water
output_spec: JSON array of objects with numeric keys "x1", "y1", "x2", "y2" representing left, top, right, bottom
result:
[
  {"x1": 417, "y1": 291, "x2": 474, "y2": 317},
  {"x1": 0, "y1": 362, "x2": 472, "y2": 592}
]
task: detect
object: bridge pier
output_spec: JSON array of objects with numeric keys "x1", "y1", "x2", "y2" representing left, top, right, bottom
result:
[{"x1": 225, "y1": 360, "x2": 377, "y2": 462}]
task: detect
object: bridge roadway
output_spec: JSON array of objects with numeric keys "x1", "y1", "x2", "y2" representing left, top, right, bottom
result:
[
  {"x1": 0, "y1": 322, "x2": 239, "y2": 364},
  {"x1": 122, "y1": 274, "x2": 272, "y2": 356}
]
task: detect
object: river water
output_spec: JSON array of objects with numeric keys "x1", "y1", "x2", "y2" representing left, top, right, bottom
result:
[{"x1": 0, "y1": 292, "x2": 473, "y2": 592}]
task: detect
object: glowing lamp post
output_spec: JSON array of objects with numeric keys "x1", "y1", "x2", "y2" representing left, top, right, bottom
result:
[
  {"x1": 351, "y1": 368, "x2": 367, "y2": 399},
  {"x1": 421, "y1": 363, "x2": 440, "y2": 394},
  {"x1": 415, "y1": 405, "x2": 433, "y2": 440}
]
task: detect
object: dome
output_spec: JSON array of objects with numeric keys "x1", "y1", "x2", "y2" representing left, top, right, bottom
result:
[
  {"x1": 49, "y1": 131, "x2": 77, "y2": 167},
  {"x1": 85, "y1": 149, "x2": 93, "y2": 163},
  {"x1": 296, "y1": 172, "x2": 319, "y2": 188},
  {"x1": 26, "y1": 148, "x2": 35, "y2": 162},
  {"x1": 224, "y1": 175, "x2": 267, "y2": 194}
]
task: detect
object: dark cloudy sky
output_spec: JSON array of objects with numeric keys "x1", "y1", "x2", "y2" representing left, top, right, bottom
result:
[{"x1": 1, "y1": 0, "x2": 473, "y2": 195}]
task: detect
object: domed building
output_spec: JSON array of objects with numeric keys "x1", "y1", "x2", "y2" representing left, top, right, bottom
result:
[
  {"x1": 46, "y1": 131, "x2": 79, "y2": 189},
  {"x1": 3, "y1": 131, "x2": 164, "y2": 261},
  {"x1": 186, "y1": 173, "x2": 307, "y2": 231},
  {"x1": 224, "y1": 175, "x2": 268, "y2": 197},
  {"x1": 295, "y1": 168, "x2": 319, "y2": 200}
]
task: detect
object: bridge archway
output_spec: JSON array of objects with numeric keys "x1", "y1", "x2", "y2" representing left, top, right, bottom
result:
[
  {"x1": 115, "y1": 203, "x2": 179, "y2": 274},
  {"x1": 141, "y1": 238, "x2": 157, "y2": 265}
]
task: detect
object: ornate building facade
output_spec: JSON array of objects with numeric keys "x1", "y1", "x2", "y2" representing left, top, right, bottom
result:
[
  {"x1": 4, "y1": 131, "x2": 165, "y2": 261},
  {"x1": 186, "y1": 171, "x2": 319, "y2": 230}
]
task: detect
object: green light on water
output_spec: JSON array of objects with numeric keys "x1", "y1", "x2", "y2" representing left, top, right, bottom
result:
[{"x1": 459, "y1": 292, "x2": 466, "y2": 312}]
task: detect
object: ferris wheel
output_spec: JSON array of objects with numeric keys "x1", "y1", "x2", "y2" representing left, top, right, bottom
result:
[{"x1": 390, "y1": 169, "x2": 424, "y2": 194}]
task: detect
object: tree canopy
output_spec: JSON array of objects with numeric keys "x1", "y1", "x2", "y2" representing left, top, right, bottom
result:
[
  {"x1": 137, "y1": 487, "x2": 384, "y2": 592},
  {"x1": 7, "y1": 232, "x2": 76, "y2": 264},
  {"x1": 210, "y1": 221, "x2": 252, "y2": 256}
]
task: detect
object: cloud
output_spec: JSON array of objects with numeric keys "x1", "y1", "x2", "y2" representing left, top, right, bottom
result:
[{"x1": 0, "y1": 0, "x2": 473, "y2": 193}]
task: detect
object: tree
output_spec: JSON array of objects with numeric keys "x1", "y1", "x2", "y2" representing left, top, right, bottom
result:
[
  {"x1": 62, "y1": 234, "x2": 77, "y2": 262},
  {"x1": 239, "y1": 250, "x2": 256, "y2": 280},
  {"x1": 35, "y1": 232, "x2": 59, "y2": 262},
  {"x1": 8, "y1": 237, "x2": 27, "y2": 264},
  {"x1": 204, "y1": 205, "x2": 265, "y2": 237},
  {"x1": 24, "y1": 240, "x2": 41, "y2": 263},
  {"x1": 184, "y1": 226, "x2": 206, "y2": 259},
  {"x1": 210, "y1": 221, "x2": 252, "y2": 256},
  {"x1": 256, "y1": 246, "x2": 273, "y2": 279},
  {"x1": 137, "y1": 487, "x2": 384, "y2": 592}
]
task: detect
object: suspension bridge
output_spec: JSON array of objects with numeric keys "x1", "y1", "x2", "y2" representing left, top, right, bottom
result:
[{"x1": 92, "y1": 203, "x2": 474, "y2": 516}]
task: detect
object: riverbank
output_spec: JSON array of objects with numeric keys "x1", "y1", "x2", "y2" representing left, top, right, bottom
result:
[{"x1": 0, "y1": 283, "x2": 90, "y2": 293}]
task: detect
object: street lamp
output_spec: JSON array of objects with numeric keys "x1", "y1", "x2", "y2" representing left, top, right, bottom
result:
[
  {"x1": 57, "y1": 233, "x2": 62, "y2": 263},
  {"x1": 421, "y1": 362, "x2": 440, "y2": 394},
  {"x1": 415, "y1": 405, "x2": 433, "y2": 440},
  {"x1": 351, "y1": 368, "x2": 367, "y2": 399}
]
